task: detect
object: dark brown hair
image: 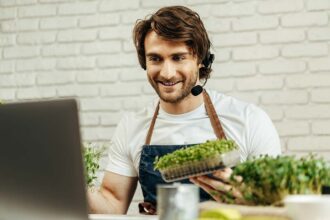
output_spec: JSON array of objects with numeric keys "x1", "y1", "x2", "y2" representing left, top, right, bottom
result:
[{"x1": 133, "y1": 6, "x2": 212, "y2": 80}]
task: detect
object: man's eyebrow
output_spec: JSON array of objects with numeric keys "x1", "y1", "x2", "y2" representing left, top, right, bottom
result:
[
  {"x1": 146, "y1": 52, "x2": 160, "y2": 57},
  {"x1": 146, "y1": 52, "x2": 191, "y2": 56},
  {"x1": 171, "y1": 52, "x2": 191, "y2": 56}
]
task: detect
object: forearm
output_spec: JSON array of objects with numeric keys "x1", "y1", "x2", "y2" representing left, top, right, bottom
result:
[{"x1": 87, "y1": 187, "x2": 123, "y2": 214}]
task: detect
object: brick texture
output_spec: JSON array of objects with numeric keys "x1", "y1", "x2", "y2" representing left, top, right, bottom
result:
[{"x1": 1, "y1": 0, "x2": 330, "y2": 214}]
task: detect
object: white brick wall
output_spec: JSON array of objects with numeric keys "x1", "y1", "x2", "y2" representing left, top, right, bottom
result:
[{"x1": 1, "y1": 0, "x2": 330, "y2": 214}]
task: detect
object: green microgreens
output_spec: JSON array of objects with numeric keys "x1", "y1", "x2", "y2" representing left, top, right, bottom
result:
[
  {"x1": 225, "y1": 154, "x2": 330, "y2": 206},
  {"x1": 153, "y1": 139, "x2": 237, "y2": 170}
]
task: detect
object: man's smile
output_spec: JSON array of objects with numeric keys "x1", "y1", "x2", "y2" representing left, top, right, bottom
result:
[{"x1": 157, "y1": 80, "x2": 182, "y2": 87}]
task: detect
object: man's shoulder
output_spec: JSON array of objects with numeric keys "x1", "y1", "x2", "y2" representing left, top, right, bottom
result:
[
  {"x1": 119, "y1": 99, "x2": 157, "y2": 125},
  {"x1": 113, "y1": 99, "x2": 156, "y2": 146},
  {"x1": 208, "y1": 89, "x2": 249, "y2": 109},
  {"x1": 208, "y1": 89, "x2": 265, "y2": 117}
]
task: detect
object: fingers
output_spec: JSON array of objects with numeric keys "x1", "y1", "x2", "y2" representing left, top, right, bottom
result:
[
  {"x1": 212, "y1": 168, "x2": 243, "y2": 183},
  {"x1": 190, "y1": 169, "x2": 248, "y2": 205},
  {"x1": 212, "y1": 167, "x2": 233, "y2": 182},
  {"x1": 234, "y1": 175, "x2": 243, "y2": 183},
  {"x1": 189, "y1": 177, "x2": 223, "y2": 203},
  {"x1": 194, "y1": 175, "x2": 243, "y2": 199},
  {"x1": 190, "y1": 177, "x2": 216, "y2": 193},
  {"x1": 197, "y1": 175, "x2": 232, "y2": 192},
  {"x1": 190, "y1": 176, "x2": 246, "y2": 204}
]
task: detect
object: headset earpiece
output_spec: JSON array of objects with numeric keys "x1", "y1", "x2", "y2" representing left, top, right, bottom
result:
[{"x1": 202, "y1": 52, "x2": 215, "y2": 69}]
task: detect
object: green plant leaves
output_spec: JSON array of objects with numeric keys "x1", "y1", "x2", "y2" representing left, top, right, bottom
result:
[
  {"x1": 153, "y1": 139, "x2": 238, "y2": 170},
  {"x1": 83, "y1": 143, "x2": 106, "y2": 187},
  {"x1": 228, "y1": 154, "x2": 330, "y2": 206}
]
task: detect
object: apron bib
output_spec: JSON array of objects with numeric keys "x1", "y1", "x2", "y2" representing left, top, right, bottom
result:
[{"x1": 138, "y1": 90, "x2": 227, "y2": 214}]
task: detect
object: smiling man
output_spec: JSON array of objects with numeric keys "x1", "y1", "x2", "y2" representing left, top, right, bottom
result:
[
  {"x1": 144, "y1": 30, "x2": 203, "y2": 113},
  {"x1": 88, "y1": 6, "x2": 281, "y2": 215}
]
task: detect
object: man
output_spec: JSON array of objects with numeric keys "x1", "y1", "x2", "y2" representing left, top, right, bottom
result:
[{"x1": 88, "y1": 6, "x2": 281, "y2": 214}]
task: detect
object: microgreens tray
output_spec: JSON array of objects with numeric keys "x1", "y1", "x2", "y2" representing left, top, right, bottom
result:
[{"x1": 153, "y1": 139, "x2": 240, "y2": 182}]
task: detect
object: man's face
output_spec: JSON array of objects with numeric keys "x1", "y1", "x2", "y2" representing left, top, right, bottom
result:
[{"x1": 144, "y1": 31, "x2": 201, "y2": 103}]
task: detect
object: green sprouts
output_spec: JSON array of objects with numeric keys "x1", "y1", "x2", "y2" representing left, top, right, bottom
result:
[
  {"x1": 227, "y1": 155, "x2": 330, "y2": 206},
  {"x1": 154, "y1": 139, "x2": 238, "y2": 171}
]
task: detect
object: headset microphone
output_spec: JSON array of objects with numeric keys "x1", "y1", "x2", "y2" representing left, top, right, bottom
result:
[
  {"x1": 191, "y1": 52, "x2": 215, "y2": 96},
  {"x1": 191, "y1": 85, "x2": 203, "y2": 96}
]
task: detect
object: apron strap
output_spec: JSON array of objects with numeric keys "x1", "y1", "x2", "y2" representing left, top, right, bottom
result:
[
  {"x1": 145, "y1": 90, "x2": 227, "y2": 145},
  {"x1": 145, "y1": 101, "x2": 160, "y2": 145},
  {"x1": 202, "y1": 90, "x2": 227, "y2": 140}
]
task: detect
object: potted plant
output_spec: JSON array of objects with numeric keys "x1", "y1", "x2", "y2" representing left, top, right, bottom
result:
[{"x1": 225, "y1": 155, "x2": 330, "y2": 205}]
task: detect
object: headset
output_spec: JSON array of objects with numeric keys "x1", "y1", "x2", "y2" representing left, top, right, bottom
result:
[
  {"x1": 202, "y1": 51, "x2": 215, "y2": 70},
  {"x1": 191, "y1": 51, "x2": 215, "y2": 96}
]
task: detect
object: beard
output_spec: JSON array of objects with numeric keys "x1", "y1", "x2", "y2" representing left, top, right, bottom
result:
[{"x1": 148, "y1": 71, "x2": 198, "y2": 104}]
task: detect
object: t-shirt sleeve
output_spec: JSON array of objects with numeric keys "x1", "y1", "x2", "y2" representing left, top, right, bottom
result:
[
  {"x1": 246, "y1": 105, "x2": 282, "y2": 159},
  {"x1": 105, "y1": 115, "x2": 138, "y2": 177}
]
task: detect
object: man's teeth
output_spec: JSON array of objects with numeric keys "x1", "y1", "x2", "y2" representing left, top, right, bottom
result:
[{"x1": 162, "y1": 82, "x2": 176, "y2": 86}]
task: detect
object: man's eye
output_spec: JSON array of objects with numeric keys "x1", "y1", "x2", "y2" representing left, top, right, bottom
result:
[
  {"x1": 148, "y1": 56, "x2": 161, "y2": 62},
  {"x1": 173, "y1": 55, "x2": 185, "y2": 61}
]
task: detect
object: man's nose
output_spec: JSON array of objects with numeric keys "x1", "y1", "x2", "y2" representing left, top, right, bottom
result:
[{"x1": 159, "y1": 61, "x2": 176, "y2": 79}]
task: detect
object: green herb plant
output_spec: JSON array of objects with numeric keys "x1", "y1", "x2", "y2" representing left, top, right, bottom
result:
[
  {"x1": 154, "y1": 139, "x2": 238, "y2": 171},
  {"x1": 225, "y1": 155, "x2": 330, "y2": 206},
  {"x1": 83, "y1": 143, "x2": 106, "y2": 187}
]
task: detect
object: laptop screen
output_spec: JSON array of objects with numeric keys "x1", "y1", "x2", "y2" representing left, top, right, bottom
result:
[{"x1": 0, "y1": 99, "x2": 88, "y2": 220}]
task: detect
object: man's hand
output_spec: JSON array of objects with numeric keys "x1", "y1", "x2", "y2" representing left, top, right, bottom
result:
[{"x1": 189, "y1": 167, "x2": 246, "y2": 204}]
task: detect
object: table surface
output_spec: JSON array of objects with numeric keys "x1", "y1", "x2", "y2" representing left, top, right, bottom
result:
[
  {"x1": 200, "y1": 201, "x2": 288, "y2": 217},
  {"x1": 89, "y1": 214, "x2": 158, "y2": 220},
  {"x1": 89, "y1": 201, "x2": 288, "y2": 220}
]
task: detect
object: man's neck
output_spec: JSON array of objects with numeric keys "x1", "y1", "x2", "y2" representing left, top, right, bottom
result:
[{"x1": 159, "y1": 93, "x2": 204, "y2": 115}]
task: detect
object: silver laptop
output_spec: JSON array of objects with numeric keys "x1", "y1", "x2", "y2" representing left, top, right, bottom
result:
[
  {"x1": 0, "y1": 99, "x2": 159, "y2": 220},
  {"x1": 0, "y1": 99, "x2": 89, "y2": 220}
]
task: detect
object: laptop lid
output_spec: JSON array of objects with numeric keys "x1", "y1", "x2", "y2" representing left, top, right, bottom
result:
[{"x1": 0, "y1": 99, "x2": 88, "y2": 220}]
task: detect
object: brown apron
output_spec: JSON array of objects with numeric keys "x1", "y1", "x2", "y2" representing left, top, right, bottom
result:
[{"x1": 138, "y1": 90, "x2": 227, "y2": 214}]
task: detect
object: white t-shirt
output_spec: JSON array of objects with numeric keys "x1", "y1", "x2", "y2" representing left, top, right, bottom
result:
[{"x1": 106, "y1": 90, "x2": 281, "y2": 177}]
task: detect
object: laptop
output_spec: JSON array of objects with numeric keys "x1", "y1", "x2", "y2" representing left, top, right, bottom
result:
[
  {"x1": 0, "y1": 99, "x2": 88, "y2": 220},
  {"x1": 0, "y1": 99, "x2": 158, "y2": 220}
]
